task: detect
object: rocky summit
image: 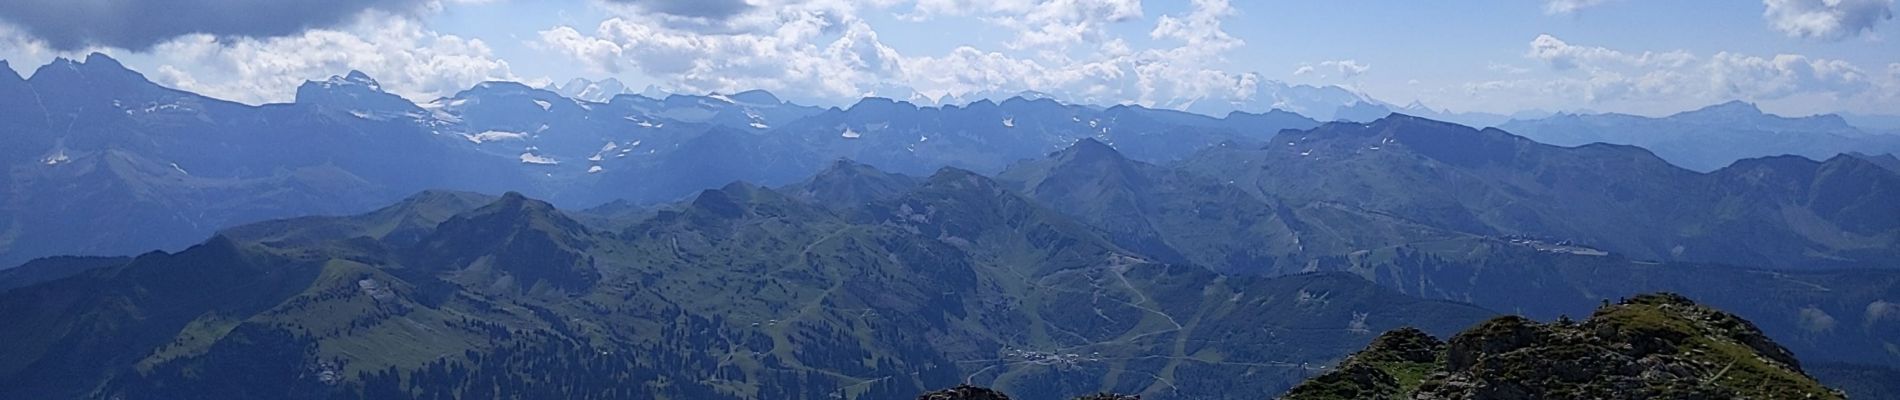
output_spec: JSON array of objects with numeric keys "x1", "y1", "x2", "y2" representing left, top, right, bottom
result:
[
  {"x1": 1281, "y1": 293, "x2": 1844, "y2": 400},
  {"x1": 916, "y1": 385, "x2": 1141, "y2": 400}
]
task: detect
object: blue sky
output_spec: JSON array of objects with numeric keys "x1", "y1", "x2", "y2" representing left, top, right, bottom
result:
[{"x1": 1, "y1": 0, "x2": 1896, "y2": 117}]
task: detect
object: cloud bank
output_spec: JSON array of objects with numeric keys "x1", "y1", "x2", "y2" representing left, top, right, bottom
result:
[
  {"x1": 1763, "y1": 0, "x2": 1895, "y2": 41},
  {"x1": 0, "y1": 0, "x2": 432, "y2": 51},
  {"x1": 539, "y1": 0, "x2": 1275, "y2": 108}
]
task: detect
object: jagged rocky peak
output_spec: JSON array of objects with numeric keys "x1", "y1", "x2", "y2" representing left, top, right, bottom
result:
[
  {"x1": 340, "y1": 70, "x2": 381, "y2": 90},
  {"x1": 75, "y1": 52, "x2": 130, "y2": 72},
  {"x1": 915, "y1": 385, "x2": 1140, "y2": 400},
  {"x1": 1282, "y1": 292, "x2": 1844, "y2": 400},
  {"x1": 292, "y1": 69, "x2": 423, "y2": 112},
  {"x1": 1357, "y1": 327, "x2": 1444, "y2": 364},
  {"x1": 553, "y1": 77, "x2": 628, "y2": 101},
  {"x1": 300, "y1": 70, "x2": 384, "y2": 93},
  {"x1": 918, "y1": 385, "x2": 1013, "y2": 400},
  {"x1": 29, "y1": 52, "x2": 146, "y2": 85}
]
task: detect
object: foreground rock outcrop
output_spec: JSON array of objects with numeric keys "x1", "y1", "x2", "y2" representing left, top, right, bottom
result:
[
  {"x1": 915, "y1": 385, "x2": 1139, "y2": 400},
  {"x1": 1281, "y1": 293, "x2": 1844, "y2": 399}
]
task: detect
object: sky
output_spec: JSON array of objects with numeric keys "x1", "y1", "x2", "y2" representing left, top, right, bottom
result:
[{"x1": 1, "y1": 0, "x2": 1897, "y2": 117}]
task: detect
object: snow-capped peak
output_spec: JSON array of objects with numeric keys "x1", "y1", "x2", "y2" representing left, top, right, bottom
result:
[{"x1": 328, "y1": 70, "x2": 382, "y2": 92}]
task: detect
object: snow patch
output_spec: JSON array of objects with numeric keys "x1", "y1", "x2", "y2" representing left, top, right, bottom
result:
[
  {"x1": 134, "y1": 103, "x2": 185, "y2": 114},
  {"x1": 841, "y1": 128, "x2": 861, "y2": 139},
  {"x1": 42, "y1": 151, "x2": 70, "y2": 166},
  {"x1": 1002, "y1": 117, "x2": 1015, "y2": 128},
  {"x1": 749, "y1": 122, "x2": 770, "y2": 129},
  {"x1": 532, "y1": 99, "x2": 552, "y2": 111},
  {"x1": 520, "y1": 152, "x2": 560, "y2": 165},
  {"x1": 588, "y1": 165, "x2": 604, "y2": 174},
  {"x1": 626, "y1": 116, "x2": 663, "y2": 128},
  {"x1": 464, "y1": 131, "x2": 528, "y2": 144},
  {"x1": 169, "y1": 162, "x2": 189, "y2": 175}
]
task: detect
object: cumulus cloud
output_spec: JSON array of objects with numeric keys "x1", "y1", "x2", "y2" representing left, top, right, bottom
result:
[
  {"x1": 146, "y1": 13, "x2": 518, "y2": 104},
  {"x1": 1764, "y1": 0, "x2": 1895, "y2": 40},
  {"x1": 899, "y1": 0, "x2": 1143, "y2": 49},
  {"x1": 604, "y1": 0, "x2": 756, "y2": 20},
  {"x1": 539, "y1": 0, "x2": 1266, "y2": 108},
  {"x1": 1295, "y1": 60, "x2": 1371, "y2": 79},
  {"x1": 0, "y1": 0, "x2": 432, "y2": 51},
  {"x1": 537, "y1": 2, "x2": 892, "y2": 101},
  {"x1": 1527, "y1": 34, "x2": 1695, "y2": 71},
  {"x1": 1545, "y1": 0, "x2": 1615, "y2": 14},
  {"x1": 1706, "y1": 51, "x2": 1872, "y2": 98},
  {"x1": 1457, "y1": 33, "x2": 1897, "y2": 115},
  {"x1": 1487, "y1": 62, "x2": 1532, "y2": 74}
]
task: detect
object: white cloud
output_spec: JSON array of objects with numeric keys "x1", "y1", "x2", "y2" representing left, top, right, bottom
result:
[
  {"x1": 1763, "y1": 0, "x2": 1895, "y2": 41},
  {"x1": 538, "y1": 2, "x2": 891, "y2": 101},
  {"x1": 147, "y1": 13, "x2": 518, "y2": 104},
  {"x1": 904, "y1": 0, "x2": 1142, "y2": 49},
  {"x1": 1705, "y1": 51, "x2": 1872, "y2": 98},
  {"x1": 1487, "y1": 62, "x2": 1532, "y2": 74},
  {"x1": 539, "y1": 0, "x2": 1264, "y2": 108},
  {"x1": 1295, "y1": 60, "x2": 1371, "y2": 79},
  {"x1": 1545, "y1": 0, "x2": 1615, "y2": 15},
  {"x1": 1150, "y1": 0, "x2": 1240, "y2": 51},
  {"x1": 1527, "y1": 34, "x2": 1695, "y2": 71},
  {"x1": 1462, "y1": 33, "x2": 1897, "y2": 115}
]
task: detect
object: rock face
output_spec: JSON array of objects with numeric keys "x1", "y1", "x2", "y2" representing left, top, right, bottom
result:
[
  {"x1": 918, "y1": 385, "x2": 1013, "y2": 400},
  {"x1": 915, "y1": 385, "x2": 1141, "y2": 400},
  {"x1": 1283, "y1": 293, "x2": 1845, "y2": 400}
]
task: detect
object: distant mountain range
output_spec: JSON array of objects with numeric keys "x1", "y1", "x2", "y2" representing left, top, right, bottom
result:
[
  {"x1": 1501, "y1": 101, "x2": 1900, "y2": 171},
  {"x1": 6, "y1": 54, "x2": 1895, "y2": 270},
  {"x1": 0, "y1": 167, "x2": 1500, "y2": 399},
  {"x1": 2, "y1": 149, "x2": 1896, "y2": 398},
  {"x1": 0, "y1": 54, "x2": 1319, "y2": 268}
]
